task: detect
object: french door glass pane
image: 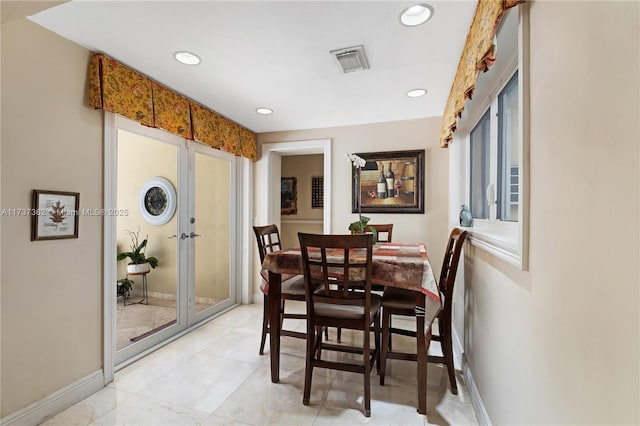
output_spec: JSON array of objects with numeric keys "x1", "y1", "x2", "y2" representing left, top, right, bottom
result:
[
  {"x1": 194, "y1": 152, "x2": 230, "y2": 313},
  {"x1": 470, "y1": 110, "x2": 490, "y2": 219},
  {"x1": 116, "y1": 129, "x2": 178, "y2": 351},
  {"x1": 497, "y1": 73, "x2": 519, "y2": 222}
]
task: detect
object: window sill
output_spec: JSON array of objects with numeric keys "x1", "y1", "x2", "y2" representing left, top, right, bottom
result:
[{"x1": 460, "y1": 224, "x2": 523, "y2": 269}]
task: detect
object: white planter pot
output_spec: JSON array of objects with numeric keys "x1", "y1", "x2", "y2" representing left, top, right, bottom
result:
[{"x1": 127, "y1": 262, "x2": 150, "y2": 275}]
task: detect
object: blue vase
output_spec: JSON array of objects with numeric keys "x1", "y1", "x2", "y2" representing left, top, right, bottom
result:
[{"x1": 460, "y1": 204, "x2": 473, "y2": 227}]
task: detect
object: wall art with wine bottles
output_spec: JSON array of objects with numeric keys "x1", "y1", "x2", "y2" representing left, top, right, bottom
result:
[{"x1": 351, "y1": 150, "x2": 424, "y2": 214}]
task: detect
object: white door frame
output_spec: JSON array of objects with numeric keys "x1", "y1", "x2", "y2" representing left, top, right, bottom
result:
[
  {"x1": 103, "y1": 113, "x2": 247, "y2": 382},
  {"x1": 260, "y1": 139, "x2": 332, "y2": 233}
]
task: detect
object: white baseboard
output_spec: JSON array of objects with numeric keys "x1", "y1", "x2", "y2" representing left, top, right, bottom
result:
[
  {"x1": 463, "y1": 361, "x2": 492, "y2": 426},
  {"x1": 1, "y1": 370, "x2": 104, "y2": 426}
]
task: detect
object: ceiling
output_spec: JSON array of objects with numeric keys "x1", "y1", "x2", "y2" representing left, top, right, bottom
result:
[{"x1": 28, "y1": 1, "x2": 476, "y2": 133}]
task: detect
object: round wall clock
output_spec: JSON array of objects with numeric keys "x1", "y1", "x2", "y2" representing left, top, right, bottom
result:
[{"x1": 139, "y1": 177, "x2": 176, "y2": 225}]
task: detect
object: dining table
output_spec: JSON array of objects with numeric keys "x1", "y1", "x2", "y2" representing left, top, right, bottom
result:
[{"x1": 261, "y1": 241, "x2": 441, "y2": 415}]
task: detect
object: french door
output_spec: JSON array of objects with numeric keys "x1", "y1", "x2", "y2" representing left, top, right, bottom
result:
[{"x1": 109, "y1": 115, "x2": 238, "y2": 367}]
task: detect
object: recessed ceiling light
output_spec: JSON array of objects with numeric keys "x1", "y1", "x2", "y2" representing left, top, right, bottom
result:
[
  {"x1": 400, "y1": 4, "x2": 434, "y2": 27},
  {"x1": 174, "y1": 51, "x2": 200, "y2": 65},
  {"x1": 406, "y1": 88, "x2": 427, "y2": 98},
  {"x1": 256, "y1": 107, "x2": 273, "y2": 115}
]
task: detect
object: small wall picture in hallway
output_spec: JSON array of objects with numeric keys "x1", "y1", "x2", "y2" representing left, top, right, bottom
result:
[
  {"x1": 281, "y1": 177, "x2": 297, "y2": 215},
  {"x1": 352, "y1": 150, "x2": 424, "y2": 214},
  {"x1": 311, "y1": 176, "x2": 323, "y2": 208},
  {"x1": 31, "y1": 189, "x2": 80, "y2": 240}
]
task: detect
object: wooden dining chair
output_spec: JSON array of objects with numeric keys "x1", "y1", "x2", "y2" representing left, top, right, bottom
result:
[
  {"x1": 254, "y1": 224, "x2": 308, "y2": 355},
  {"x1": 339, "y1": 223, "x2": 393, "y2": 342},
  {"x1": 378, "y1": 228, "x2": 467, "y2": 395},
  {"x1": 365, "y1": 223, "x2": 393, "y2": 243},
  {"x1": 298, "y1": 233, "x2": 381, "y2": 417}
]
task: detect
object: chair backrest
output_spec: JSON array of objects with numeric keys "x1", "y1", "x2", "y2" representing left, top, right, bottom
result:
[
  {"x1": 438, "y1": 228, "x2": 468, "y2": 314},
  {"x1": 253, "y1": 224, "x2": 283, "y2": 264},
  {"x1": 298, "y1": 233, "x2": 374, "y2": 316},
  {"x1": 365, "y1": 224, "x2": 393, "y2": 242}
]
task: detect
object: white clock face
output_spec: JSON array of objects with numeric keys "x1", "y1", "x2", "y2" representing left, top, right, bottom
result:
[{"x1": 139, "y1": 177, "x2": 176, "y2": 225}]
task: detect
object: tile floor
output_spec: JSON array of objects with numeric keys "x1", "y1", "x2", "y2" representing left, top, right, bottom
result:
[
  {"x1": 44, "y1": 302, "x2": 478, "y2": 425},
  {"x1": 116, "y1": 296, "x2": 214, "y2": 351}
]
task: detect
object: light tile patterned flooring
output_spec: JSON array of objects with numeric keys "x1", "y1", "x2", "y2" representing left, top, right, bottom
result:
[
  {"x1": 44, "y1": 302, "x2": 478, "y2": 425},
  {"x1": 116, "y1": 296, "x2": 213, "y2": 351}
]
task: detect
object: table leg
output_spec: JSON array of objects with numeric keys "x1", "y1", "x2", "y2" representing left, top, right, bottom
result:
[
  {"x1": 416, "y1": 292, "x2": 427, "y2": 414},
  {"x1": 268, "y1": 270, "x2": 282, "y2": 383}
]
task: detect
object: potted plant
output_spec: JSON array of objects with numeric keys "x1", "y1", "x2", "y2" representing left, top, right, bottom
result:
[
  {"x1": 117, "y1": 227, "x2": 158, "y2": 274},
  {"x1": 347, "y1": 153, "x2": 378, "y2": 243},
  {"x1": 348, "y1": 215, "x2": 378, "y2": 243},
  {"x1": 116, "y1": 277, "x2": 134, "y2": 299}
]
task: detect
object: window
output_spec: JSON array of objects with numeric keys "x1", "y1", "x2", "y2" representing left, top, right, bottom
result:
[
  {"x1": 470, "y1": 111, "x2": 490, "y2": 220},
  {"x1": 451, "y1": 7, "x2": 529, "y2": 270},
  {"x1": 468, "y1": 71, "x2": 519, "y2": 225},
  {"x1": 497, "y1": 73, "x2": 519, "y2": 222}
]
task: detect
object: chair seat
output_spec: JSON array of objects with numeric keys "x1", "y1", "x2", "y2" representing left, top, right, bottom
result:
[
  {"x1": 281, "y1": 274, "x2": 306, "y2": 296},
  {"x1": 315, "y1": 294, "x2": 381, "y2": 319},
  {"x1": 381, "y1": 286, "x2": 417, "y2": 310}
]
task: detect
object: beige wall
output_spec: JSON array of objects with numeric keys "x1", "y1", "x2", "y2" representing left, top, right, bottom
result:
[
  {"x1": 463, "y1": 2, "x2": 639, "y2": 424},
  {"x1": 255, "y1": 117, "x2": 449, "y2": 299},
  {"x1": 280, "y1": 154, "x2": 324, "y2": 248},
  {"x1": 1, "y1": 19, "x2": 103, "y2": 416}
]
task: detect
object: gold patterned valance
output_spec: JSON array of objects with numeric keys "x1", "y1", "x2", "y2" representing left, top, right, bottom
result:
[
  {"x1": 240, "y1": 126, "x2": 257, "y2": 161},
  {"x1": 88, "y1": 53, "x2": 256, "y2": 161},
  {"x1": 89, "y1": 55, "x2": 154, "y2": 127},
  {"x1": 191, "y1": 102, "x2": 222, "y2": 149},
  {"x1": 440, "y1": 0, "x2": 525, "y2": 148},
  {"x1": 152, "y1": 82, "x2": 192, "y2": 139}
]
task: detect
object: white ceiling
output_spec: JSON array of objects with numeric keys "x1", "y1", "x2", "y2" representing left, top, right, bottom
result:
[{"x1": 29, "y1": 1, "x2": 476, "y2": 133}]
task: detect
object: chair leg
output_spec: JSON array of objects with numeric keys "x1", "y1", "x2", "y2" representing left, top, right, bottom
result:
[
  {"x1": 374, "y1": 311, "x2": 381, "y2": 374},
  {"x1": 337, "y1": 327, "x2": 342, "y2": 343},
  {"x1": 363, "y1": 322, "x2": 371, "y2": 417},
  {"x1": 259, "y1": 295, "x2": 269, "y2": 355},
  {"x1": 303, "y1": 323, "x2": 315, "y2": 406},
  {"x1": 379, "y1": 308, "x2": 390, "y2": 385},
  {"x1": 316, "y1": 325, "x2": 324, "y2": 360},
  {"x1": 441, "y1": 320, "x2": 458, "y2": 395}
]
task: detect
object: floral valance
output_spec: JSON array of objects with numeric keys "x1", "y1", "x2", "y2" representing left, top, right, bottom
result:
[
  {"x1": 88, "y1": 53, "x2": 257, "y2": 161},
  {"x1": 440, "y1": 0, "x2": 526, "y2": 148}
]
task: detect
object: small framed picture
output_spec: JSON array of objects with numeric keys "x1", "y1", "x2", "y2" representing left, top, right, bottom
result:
[
  {"x1": 311, "y1": 176, "x2": 324, "y2": 209},
  {"x1": 281, "y1": 177, "x2": 297, "y2": 215},
  {"x1": 31, "y1": 190, "x2": 79, "y2": 241}
]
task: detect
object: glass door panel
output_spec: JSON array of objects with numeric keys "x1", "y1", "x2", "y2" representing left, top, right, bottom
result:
[
  {"x1": 115, "y1": 129, "x2": 182, "y2": 363},
  {"x1": 190, "y1": 147, "x2": 235, "y2": 322}
]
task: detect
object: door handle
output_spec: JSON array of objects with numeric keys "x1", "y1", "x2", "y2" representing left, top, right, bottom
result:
[
  {"x1": 169, "y1": 233, "x2": 190, "y2": 239},
  {"x1": 190, "y1": 232, "x2": 201, "y2": 238}
]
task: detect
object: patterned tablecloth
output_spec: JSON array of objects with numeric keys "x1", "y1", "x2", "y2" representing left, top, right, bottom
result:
[{"x1": 261, "y1": 242, "x2": 442, "y2": 328}]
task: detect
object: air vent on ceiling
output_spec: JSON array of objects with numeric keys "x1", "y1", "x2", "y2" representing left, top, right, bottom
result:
[{"x1": 330, "y1": 45, "x2": 369, "y2": 73}]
